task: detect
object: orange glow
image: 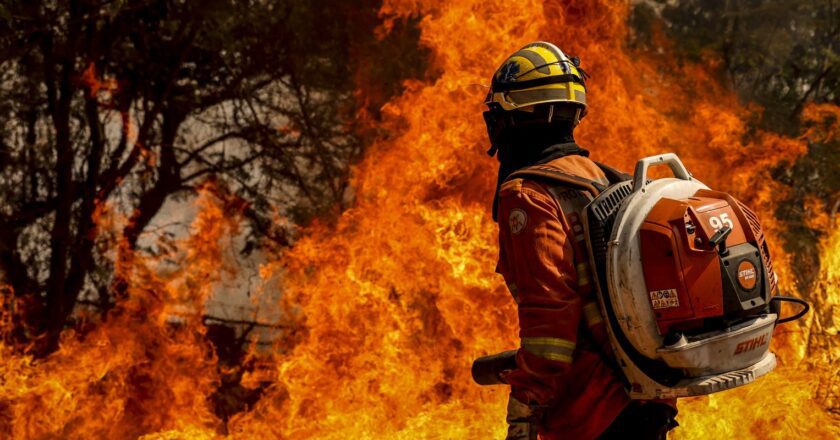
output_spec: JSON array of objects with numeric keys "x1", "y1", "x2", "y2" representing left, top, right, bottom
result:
[
  {"x1": 230, "y1": 0, "x2": 834, "y2": 437},
  {"x1": 80, "y1": 63, "x2": 119, "y2": 101},
  {"x1": 1, "y1": 1, "x2": 837, "y2": 438},
  {"x1": 0, "y1": 185, "x2": 239, "y2": 438}
]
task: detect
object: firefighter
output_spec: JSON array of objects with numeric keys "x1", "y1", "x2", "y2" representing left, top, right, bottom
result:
[{"x1": 484, "y1": 42, "x2": 678, "y2": 440}]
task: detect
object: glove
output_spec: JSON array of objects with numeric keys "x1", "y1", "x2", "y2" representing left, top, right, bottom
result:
[{"x1": 505, "y1": 394, "x2": 539, "y2": 440}]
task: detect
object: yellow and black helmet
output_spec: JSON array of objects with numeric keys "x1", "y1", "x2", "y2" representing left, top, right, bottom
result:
[{"x1": 485, "y1": 41, "x2": 588, "y2": 112}]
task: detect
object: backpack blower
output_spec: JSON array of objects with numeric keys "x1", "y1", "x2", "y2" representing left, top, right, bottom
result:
[{"x1": 473, "y1": 153, "x2": 809, "y2": 399}]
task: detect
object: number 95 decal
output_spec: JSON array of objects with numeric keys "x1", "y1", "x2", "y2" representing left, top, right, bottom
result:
[{"x1": 709, "y1": 213, "x2": 734, "y2": 230}]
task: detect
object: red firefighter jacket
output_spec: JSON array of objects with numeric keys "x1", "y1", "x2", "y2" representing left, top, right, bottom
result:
[{"x1": 496, "y1": 154, "x2": 631, "y2": 440}]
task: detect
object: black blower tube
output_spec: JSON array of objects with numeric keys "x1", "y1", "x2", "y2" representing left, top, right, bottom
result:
[
  {"x1": 472, "y1": 350, "x2": 517, "y2": 385},
  {"x1": 769, "y1": 295, "x2": 810, "y2": 325}
]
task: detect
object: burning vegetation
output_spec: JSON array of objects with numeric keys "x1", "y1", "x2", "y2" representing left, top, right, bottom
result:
[{"x1": 0, "y1": 0, "x2": 838, "y2": 439}]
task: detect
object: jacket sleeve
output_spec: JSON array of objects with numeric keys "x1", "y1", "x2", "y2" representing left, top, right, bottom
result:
[{"x1": 496, "y1": 178, "x2": 582, "y2": 405}]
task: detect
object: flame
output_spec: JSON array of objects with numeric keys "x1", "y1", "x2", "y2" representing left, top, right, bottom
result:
[
  {"x1": 0, "y1": 185, "x2": 240, "y2": 438},
  {"x1": 1, "y1": 0, "x2": 838, "y2": 439},
  {"x1": 80, "y1": 63, "x2": 119, "y2": 102},
  {"x1": 228, "y1": 0, "x2": 837, "y2": 438}
]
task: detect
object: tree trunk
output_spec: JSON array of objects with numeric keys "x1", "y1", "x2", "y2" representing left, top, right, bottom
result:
[
  {"x1": 125, "y1": 111, "x2": 183, "y2": 248},
  {"x1": 112, "y1": 111, "x2": 184, "y2": 300},
  {"x1": 62, "y1": 85, "x2": 108, "y2": 323},
  {"x1": 41, "y1": 0, "x2": 80, "y2": 355}
]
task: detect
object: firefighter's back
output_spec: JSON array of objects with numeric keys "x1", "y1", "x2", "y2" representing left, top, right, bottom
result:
[{"x1": 496, "y1": 154, "x2": 631, "y2": 440}]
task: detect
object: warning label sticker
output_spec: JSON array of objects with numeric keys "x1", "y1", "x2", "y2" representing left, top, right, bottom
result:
[{"x1": 649, "y1": 289, "x2": 680, "y2": 309}]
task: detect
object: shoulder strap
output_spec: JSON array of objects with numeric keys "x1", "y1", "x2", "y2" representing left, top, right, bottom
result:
[
  {"x1": 507, "y1": 165, "x2": 606, "y2": 197},
  {"x1": 507, "y1": 162, "x2": 632, "y2": 389},
  {"x1": 594, "y1": 162, "x2": 632, "y2": 184}
]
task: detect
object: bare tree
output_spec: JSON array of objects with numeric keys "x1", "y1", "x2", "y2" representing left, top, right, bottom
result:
[{"x1": 0, "y1": 0, "x2": 427, "y2": 354}]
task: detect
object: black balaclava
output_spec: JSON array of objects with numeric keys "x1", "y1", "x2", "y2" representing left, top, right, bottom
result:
[{"x1": 491, "y1": 117, "x2": 589, "y2": 221}]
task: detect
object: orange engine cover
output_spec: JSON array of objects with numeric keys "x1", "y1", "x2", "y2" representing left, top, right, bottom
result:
[{"x1": 640, "y1": 191, "x2": 760, "y2": 335}]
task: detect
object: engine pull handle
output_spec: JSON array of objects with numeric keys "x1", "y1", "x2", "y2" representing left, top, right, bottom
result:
[
  {"x1": 709, "y1": 225, "x2": 732, "y2": 256},
  {"x1": 770, "y1": 296, "x2": 810, "y2": 325},
  {"x1": 632, "y1": 153, "x2": 693, "y2": 194}
]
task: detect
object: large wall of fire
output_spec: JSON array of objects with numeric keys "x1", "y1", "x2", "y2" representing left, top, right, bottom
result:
[{"x1": 1, "y1": 0, "x2": 837, "y2": 439}]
